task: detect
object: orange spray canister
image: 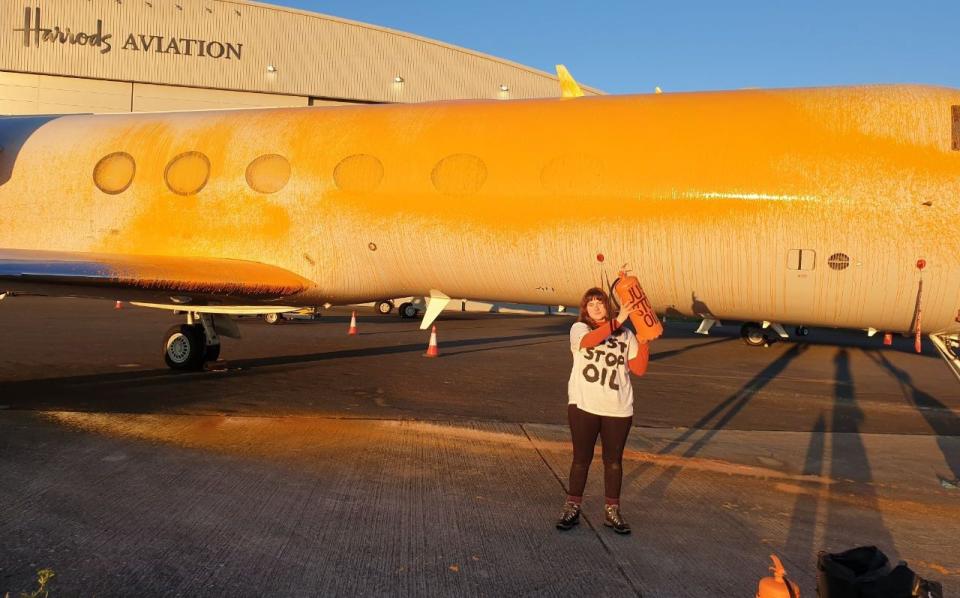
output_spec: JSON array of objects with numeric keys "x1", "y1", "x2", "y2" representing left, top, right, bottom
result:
[
  {"x1": 613, "y1": 270, "x2": 663, "y2": 341},
  {"x1": 756, "y1": 554, "x2": 800, "y2": 598}
]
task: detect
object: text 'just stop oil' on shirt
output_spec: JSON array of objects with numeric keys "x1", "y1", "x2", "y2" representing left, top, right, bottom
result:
[{"x1": 567, "y1": 321, "x2": 649, "y2": 418}]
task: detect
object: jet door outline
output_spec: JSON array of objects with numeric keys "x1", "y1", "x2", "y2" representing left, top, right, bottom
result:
[
  {"x1": 785, "y1": 248, "x2": 816, "y2": 322},
  {"x1": 787, "y1": 249, "x2": 816, "y2": 271}
]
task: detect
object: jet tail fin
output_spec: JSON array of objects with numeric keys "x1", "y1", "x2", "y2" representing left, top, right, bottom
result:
[{"x1": 555, "y1": 65, "x2": 584, "y2": 98}]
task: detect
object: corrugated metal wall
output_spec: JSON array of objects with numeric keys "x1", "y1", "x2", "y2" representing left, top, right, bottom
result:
[
  {"x1": 0, "y1": 71, "x2": 311, "y2": 114},
  {"x1": 0, "y1": 0, "x2": 598, "y2": 105},
  {"x1": 132, "y1": 83, "x2": 307, "y2": 112},
  {"x1": 0, "y1": 71, "x2": 130, "y2": 113}
]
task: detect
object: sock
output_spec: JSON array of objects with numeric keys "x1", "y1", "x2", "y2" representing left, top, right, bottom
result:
[
  {"x1": 605, "y1": 497, "x2": 620, "y2": 506},
  {"x1": 566, "y1": 495, "x2": 582, "y2": 505}
]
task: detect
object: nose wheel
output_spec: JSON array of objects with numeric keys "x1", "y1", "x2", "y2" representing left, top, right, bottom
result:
[{"x1": 740, "y1": 322, "x2": 769, "y2": 347}]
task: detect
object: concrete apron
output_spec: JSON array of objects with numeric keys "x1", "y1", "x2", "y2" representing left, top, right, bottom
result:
[{"x1": 0, "y1": 411, "x2": 957, "y2": 596}]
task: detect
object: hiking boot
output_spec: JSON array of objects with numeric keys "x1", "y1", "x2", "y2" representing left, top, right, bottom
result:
[
  {"x1": 555, "y1": 501, "x2": 581, "y2": 530},
  {"x1": 604, "y1": 504, "x2": 631, "y2": 534}
]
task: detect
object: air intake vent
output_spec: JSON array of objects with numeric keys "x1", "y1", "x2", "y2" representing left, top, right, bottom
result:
[{"x1": 828, "y1": 253, "x2": 850, "y2": 271}]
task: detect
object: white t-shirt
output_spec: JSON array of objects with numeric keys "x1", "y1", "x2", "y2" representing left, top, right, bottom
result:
[{"x1": 567, "y1": 322, "x2": 639, "y2": 418}]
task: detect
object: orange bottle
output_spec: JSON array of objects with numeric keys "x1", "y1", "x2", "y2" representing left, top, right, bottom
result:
[
  {"x1": 756, "y1": 555, "x2": 800, "y2": 598},
  {"x1": 613, "y1": 270, "x2": 663, "y2": 341}
]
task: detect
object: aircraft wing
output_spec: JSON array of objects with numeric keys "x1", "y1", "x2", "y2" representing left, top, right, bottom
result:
[{"x1": 0, "y1": 248, "x2": 313, "y2": 305}]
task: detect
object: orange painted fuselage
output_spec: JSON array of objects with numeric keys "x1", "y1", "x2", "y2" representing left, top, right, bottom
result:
[{"x1": 1, "y1": 84, "x2": 958, "y2": 333}]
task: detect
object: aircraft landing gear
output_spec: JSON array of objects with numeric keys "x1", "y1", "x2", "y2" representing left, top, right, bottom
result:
[
  {"x1": 163, "y1": 324, "x2": 206, "y2": 369},
  {"x1": 795, "y1": 325, "x2": 809, "y2": 337},
  {"x1": 162, "y1": 313, "x2": 222, "y2": 370},
  {"x1": 375, "y1": 299, "x2": 395, "y2": 315},
  {"x1": 740, "y1": 322, "x2": 768, "y2": 347},
  {"x1": 398, "y1": 302, "x2": 419, "y2": 319}
]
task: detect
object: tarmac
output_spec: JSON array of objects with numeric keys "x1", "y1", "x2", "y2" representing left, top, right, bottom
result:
[{"x1": 1, "y1": 296, "x2": 959, "y2": 596}]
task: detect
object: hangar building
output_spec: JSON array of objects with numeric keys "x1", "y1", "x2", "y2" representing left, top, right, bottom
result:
[{"x1": 0, "y1": 0, "x2": 599, "y2": 114}]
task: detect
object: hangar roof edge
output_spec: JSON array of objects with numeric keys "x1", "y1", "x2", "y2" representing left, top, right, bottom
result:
[{"x1": 223, "y1": 0, "x2": 604, "y2": 95}]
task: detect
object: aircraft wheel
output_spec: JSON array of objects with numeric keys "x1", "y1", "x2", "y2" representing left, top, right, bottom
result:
[
  {"x1": 398, "y1": 302, "x2": 419, "y2": 319},
  {"x1": 375, "y1": 300, "x2": 394, "y2": 315},
  {"x1": 740, "y1": 322, "x2": 768, "y2": 347},
  {"x1": 163, "y1": 324, "x2": 206, "y2": 370},
  {"x1": 795, "y1": 325, "x2": 809, "y2": 337},
  {"x1": 264, "y1": 312, "x2": 282, "y2": 325}
]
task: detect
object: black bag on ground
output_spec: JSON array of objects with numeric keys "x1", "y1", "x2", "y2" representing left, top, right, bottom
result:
[{"x1": 816, "y1": 546, "x2": 943, "y2": 598}]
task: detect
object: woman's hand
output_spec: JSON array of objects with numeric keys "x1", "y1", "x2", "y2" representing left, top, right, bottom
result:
[{"x1": 615, "y1": 307, "x2": 632, "y2": 325}]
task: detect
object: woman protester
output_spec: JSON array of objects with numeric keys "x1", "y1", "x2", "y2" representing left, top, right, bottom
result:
[{"x1": 556, "y1": 287, "x2": 650, "y2": 534}]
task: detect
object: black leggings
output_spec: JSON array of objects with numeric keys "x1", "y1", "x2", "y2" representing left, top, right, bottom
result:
[{"x1": 567, "y1": 404, "x2": 633, "y2": 499}]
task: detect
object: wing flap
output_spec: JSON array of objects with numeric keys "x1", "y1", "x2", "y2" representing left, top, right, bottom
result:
[{"x1": 0, "y1": 248, "x2": 313, "y2": 304}]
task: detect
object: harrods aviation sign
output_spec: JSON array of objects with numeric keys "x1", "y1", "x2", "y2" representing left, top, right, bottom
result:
[{"x1": 13, "y1": 6, "x2": 243, "y2": 60}]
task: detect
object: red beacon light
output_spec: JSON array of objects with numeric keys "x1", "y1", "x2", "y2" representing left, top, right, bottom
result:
[
  {"x1": 596, "y1": 253, "x2": 605, "y2": 263},
  {"x1": 916, "y1": 259, "x2": 926, "y2": 271}
]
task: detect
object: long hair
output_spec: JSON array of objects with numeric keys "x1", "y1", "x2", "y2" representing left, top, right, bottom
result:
[{"x1": 577, "y1": 287, "x2": 620, "y2": 330}]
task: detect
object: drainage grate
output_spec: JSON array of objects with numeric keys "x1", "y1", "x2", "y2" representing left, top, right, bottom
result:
[{"x1": 828, "y1": 253, "x2": 850, "y2": 271}]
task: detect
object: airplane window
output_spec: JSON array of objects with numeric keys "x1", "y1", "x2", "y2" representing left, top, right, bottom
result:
[
  {"x1": 828, "y1": 253, "x2": 850, "y2": 271},
  {"x1": 93, "y1": 152, "x2": 136, "y2": 195},
  {"x1": 164, "y1": 151, "x2": 210, "y2": 196},
  {"x1": 246, "y1": 154, "x2": 291, "y2": 194},
  {"x1": 334, "y1": 154, "x2": 383, "y2": 192},
  {"x1": 431, "y1": 154, "x2": 487, "y2": 195}
]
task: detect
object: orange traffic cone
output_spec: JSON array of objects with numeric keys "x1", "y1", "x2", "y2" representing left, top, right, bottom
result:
[
  {"x1": 348, "y1": 311, "x2": 358, "y2": 335},
  {"x1": 883, "y1": 332, "x2": 893, "y2": 346},
  {"x1": 423, "y1": 325, "x2": 439, "y2": 357},
  {"x1": 114, "y1": 300, "x2": 123, "y2": 310}
]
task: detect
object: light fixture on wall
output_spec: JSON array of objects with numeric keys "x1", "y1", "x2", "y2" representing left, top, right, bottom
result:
[
  {"x1": 499, "y1": 84, "x2": 509, "y2": 92},
  {"x1": 394, "y1": 75, "x2": 404, "y2": 84},
  {"x1": 266, "y1": 64, "x2": 278, "y2": 73}
]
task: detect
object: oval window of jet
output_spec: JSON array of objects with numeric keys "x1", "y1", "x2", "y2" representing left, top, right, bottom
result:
[
  {"x1": 334, "y1": 154, "x2": 384, "y2": 193},
  {"x1": 164, "y1": 151, "x2": 211, "y2": 196},
  {"x1": 246, "y1": 154, "x2": 291, "y2": 194},
  {"x1": 93, "y1": 152, "x2": 136, "y2": 195},
  {"x1": 431, "y1": 154, "x2": 487, "y2": 195}
]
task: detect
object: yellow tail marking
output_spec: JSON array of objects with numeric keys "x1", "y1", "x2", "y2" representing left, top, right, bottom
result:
[{"x1": 555, "y1": 64, "x2": 584, "y2": 98}]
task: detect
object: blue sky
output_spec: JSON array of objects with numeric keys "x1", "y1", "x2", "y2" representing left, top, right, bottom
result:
[{"x1": 271, "y1": 1, "x2": 958, "y2": 94}]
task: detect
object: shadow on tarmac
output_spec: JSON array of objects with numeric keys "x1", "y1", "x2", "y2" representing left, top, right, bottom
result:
[
  {"x1": 648, "y1": 336, "x2": 738, "y2": 361},
  {"x1": 656, "y1": 343, "x2": 808, "y2": 455},
  {"x1": 866, "y1": 350, "x2": 960, "y2": 481},
  {"x1": 0, "y1": 330, "x2": 567, "y2": 408},
  {"x1": 785, "y1": 348, "x2": 898, "y2": 566},
  {"x1": 615, "y1": 344, "x2": 809, "y2": 501}
]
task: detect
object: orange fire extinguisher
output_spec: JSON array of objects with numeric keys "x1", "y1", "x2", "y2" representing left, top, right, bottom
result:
[
  {"x1": 756, "y1": 554, "x2": 800, "y2": 598},
  {"x1": 612, "y1": 269, "x2": 663, "y2": 342}
]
